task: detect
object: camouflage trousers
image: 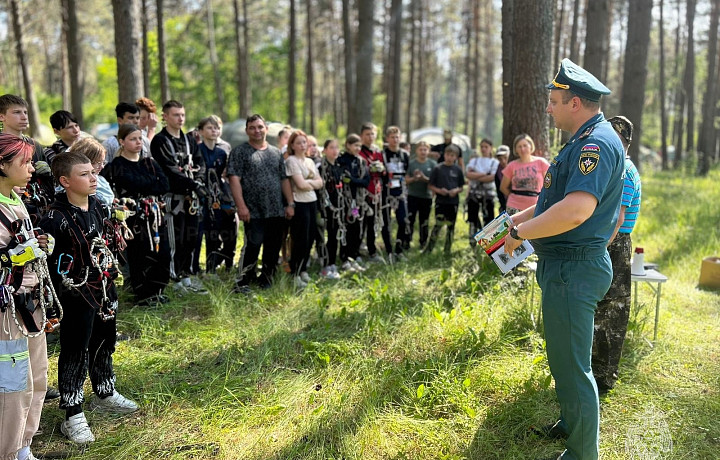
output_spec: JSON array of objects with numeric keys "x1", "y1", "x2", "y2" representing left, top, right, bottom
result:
[{"x1": 592, "y1": 232, "x2": 632, "y2": 391}]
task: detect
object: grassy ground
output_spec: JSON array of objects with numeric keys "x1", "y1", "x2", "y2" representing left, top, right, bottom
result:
[{"x1": 33, "y1": 167, "x2": 720, "y2": 459}]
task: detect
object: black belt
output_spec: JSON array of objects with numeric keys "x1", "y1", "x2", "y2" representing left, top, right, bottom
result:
[{"x1": 511, "y1": 189, "x2": 539, "y2": 197}]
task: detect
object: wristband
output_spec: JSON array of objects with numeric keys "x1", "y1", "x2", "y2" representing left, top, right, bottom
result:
[{"x1": 509, "y1": 225, "x2": 523, "y2": 241}]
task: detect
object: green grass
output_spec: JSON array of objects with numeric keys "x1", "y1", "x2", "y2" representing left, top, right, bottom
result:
[{"x1": 34, "y1": 167, "x2": 720, "y2": 459}]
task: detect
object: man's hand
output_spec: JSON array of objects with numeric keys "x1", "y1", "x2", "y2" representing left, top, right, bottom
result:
[
  {"x1": 285, "y1": 205, "x2": 295, "y2": 219},
  {"x1": 237, "y1": 204, "x2": 250, "y2": 223},
  {"x1": 37, "y1": 234, "x2": 55, "y2": 255},
  {"x1": 504, "y1": 234, "x2": 522, "y2": 255}
]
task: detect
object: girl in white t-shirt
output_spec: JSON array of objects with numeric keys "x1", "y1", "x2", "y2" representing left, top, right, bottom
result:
[{"x1": 285, "y1": 130, "x2": 324, "y2": 288}]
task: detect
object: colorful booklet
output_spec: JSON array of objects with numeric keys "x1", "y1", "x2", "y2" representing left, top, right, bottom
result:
[{"x1": 473, "y1": 213, "x2": 534, "y2": 274}]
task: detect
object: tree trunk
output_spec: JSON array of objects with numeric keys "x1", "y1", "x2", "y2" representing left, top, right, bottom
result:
[
  {"x1": 483, "y1": 0, "x2": 495, "y2": 139},
  {"x1": 554, "y1": 0, "x2": 566, "y2": 72},
  {"x1": 342, "y1": 0, "x2": 357, "y2": 133},
  {"x1": 502, "y1": 0, "x2": 553, "y2": 155},
  {"x1": 205, "y1": 0, "x2": 226, "y2": 120},
  {"x1": 416, "y1": 0, "x2": 427, "y2": 127},
  {"x1": 463, "y1": 0, "x2": 473, "y2": 133},
  {"x1": 583, "y1": 0, "x2": 611, "y2": 80},
  {"x1": 619, "y1": 0, "x2": 652, "y2": 169},
  {"x1": 305, "y1": 0, "x2": 315, "y2": 133},
  {"x1": 288, "y1": 0, "x2": 297, "y2": 126},
  {"x1": 355, "y1": 0, "x2": 374, "y2": 126},
  {"x1": 8, "y1": 0, "x2": 41, "y2": 136},
  {"x1": 141, "y1": 0, "x2": 151, "y2": 97},
  {"x1": 675, "y1": 0, "x2": 696, "y2": 169},
  {"x1": 684, "y1": 0, "x2": 696, "y2": 157},
  {"x1": 112, "y1": 0, "x2": 143, "y2": 104},
  {"x1": 62, "y1": 0, "x2": 84, "y2": 126},
  {"x1": 470, "y1": 0, "x2": 480, "y2": 148},
  {"x1": 659, "y1": 0, "x2": 669, "y2": 171},
  {"x1": 157, "y1": 0, "x2": 171, "y2": 103},
  {"x1": 385, "y1": 0, "x2": 403, "y2": 128},
  {"x1": 233, "y1": 0, "x2": 251, "y2": 118},
  {"x1": 405, "y1": 0, "x2": 417, "y2": 137},
  {"x1": 569, "y1": 0, "x2": 581, "y2": 63},
  {"x1": 61, "y1": 21, "x2": 70, "y2": 110},
  {"x1": 697, "y1": 0, "x2": 719, "y2": 176}
]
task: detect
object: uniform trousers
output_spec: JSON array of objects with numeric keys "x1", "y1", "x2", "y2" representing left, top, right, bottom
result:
[{"x1": 537, "y1": 252, "x2": 612, "y2": 460}]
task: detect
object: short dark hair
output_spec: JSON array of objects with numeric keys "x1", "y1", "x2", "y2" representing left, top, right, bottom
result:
[
  {"x1": 245, "y1": 114, "x2": 266, "y2": 128},
  {"x1": 560, "y1": 91, "x2": 600, "y2": 110},
  {"x1": 162, "y1": 100, "x2": 184, "y2": 113},
  {"x1": 480, "y1": 138, "x2": 493, "y2": 147},
  {"x1": 0, "y1": 94, "x2": 28, "y2": 114},
  {"x1": 360, "y1": 122, "x2": 377, "y2": 134},
  {"x1": 49, "y1": 110, "x2": 78, "y2": 131},
  {"x1": 197, "y1": 116, "x2": 221, "y2": 131},
  {"x1": 444, "y1": 144, "x2": 460, "y2": 156},
  {"x1": 51, "y1": 150, "x2": 91, "y2": 183},
  {"x1": 115, "y1": 102, "x2": 139, "y2": 119}
]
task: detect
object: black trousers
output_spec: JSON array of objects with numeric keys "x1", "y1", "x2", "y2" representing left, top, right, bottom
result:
[
  {"x1": 408, "y1": 195, "x2": 432, "y2": 247},
  {"x1": 58, "y1": 295, "x2": 117, "y2": 415},
  {"x1": 171, "y1": 201, "x2": 201, "y2": 278},
  {"x1": 127, "y1": 215, "x2": 171, "y2": 301},
  {"x1": 325, "y1": 209, "x2": 339, "y2": 267},
  {"x1": 289, "y1": 201, "x2": 317, "y2": 276},
  {"x1": 237, "y1": 216, "x2": 286, "y2": 286},
  {"x1": 467, "y1": 196, "x2": 495, "y2": 229},
  {"x1": 205, "y1": 208, "x2": 238, "y2": 273},
  {"x1": 365, "y1": 191, "x2": 392, "y2": 256},
  {"x1": 340, "y1": 219, "x2": 361, "y2": 261}
]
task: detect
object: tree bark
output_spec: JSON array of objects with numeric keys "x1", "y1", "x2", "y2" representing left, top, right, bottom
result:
[
  {"x1": 697, "y1": 0, "x2": 719, "y2": 176},
  {"x1": 204, "y1": 0, "x2": 226, "y2": 120},
  {"x1": 342, "y1": 0, "x2": 357, "y2": 133},
  {"x1": 385, "y1": 0, "x2": 403, "y2": 128},
  {"x1": 62, "y1": 0, "x2": 84, "y2": 126},
  {"x1": 355, "y1": 0, "x2": 375, "y2": 126},
  {"x1": 659, "y1": 0, "x2": 669, "y2": 171},
  {"x1": 619, "y1": 0, "x2": 652, "y2": 169},
  {"x1": 305, "y1": 0, "x2": 315, "y2": 133},
  {"x1": 569, "y1": 0, "x2": 581, "y2": 63},
  {"x1": 470, "y1": 0, "x2": 480, "y2": 148},
  {"x1": 141, "y1": 0, "x2": 151, "y2": 97},
  {"x1": 502, "y1": 0, "x2": 553, "y2": 155},
  {"x1": 8, "y1": 0, "x2": 41, "y2": 136},
  {"x1": 683, "y1": 0, "x2": 696, "y2": 157},
  {"x1": 157, "y1": 0, "x2": 171, "y2": 103},
  {"x1": 583, "y1": 0, "x2": 612, "y2": 80},
  {"x1": 416, "y1": 0, "x2": 427, "y2": 127},
  {"x1": 463, "y1": 0, "x2": 473, "y2": 133},
  {"x1": 233, "y1": 0, "x2": 251, "y2": 118},
  {"x1": 289, "y1": 0, "x2": 297, "y2": 126},
  {"x1": 405, "y1": 0, "x2": 417, "y2": 138},
  {"x1": 553, "y1": 0, "x2": 566, "y2": 72},
  {"x1": 483, "y1": 0, "x2": 495, "y2": 140},
  {"x1": 112, "y1": 0, "x2": 143, "y2": 104}
]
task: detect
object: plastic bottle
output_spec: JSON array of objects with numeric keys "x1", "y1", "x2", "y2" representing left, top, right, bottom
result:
[{"x1": 631, "y1": 247, "x2": 646, "y2": 276}]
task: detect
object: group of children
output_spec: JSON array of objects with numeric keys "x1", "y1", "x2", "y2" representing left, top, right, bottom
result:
[{"x1": 0, "y1": 91, "x2": 514, "y2": 458}]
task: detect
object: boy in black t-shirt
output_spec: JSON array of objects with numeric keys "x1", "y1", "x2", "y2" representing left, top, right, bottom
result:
[{"x1": 425, "y1": 145, "x2": 465, "y2": 255}]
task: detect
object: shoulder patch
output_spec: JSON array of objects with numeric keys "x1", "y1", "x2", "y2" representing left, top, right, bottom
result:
[
  {"x1": 578, "y1": 126, "x2": 595, "y2": 140},
  {"x1": 579, "y1": 152, "x2": 600, "y2": 175},
  {"x1": 581, "y1": 143, "x2": 601, "y2": 152},
  {"x1": 544, "y1": 171, "x2": 552, "y2": 188}
]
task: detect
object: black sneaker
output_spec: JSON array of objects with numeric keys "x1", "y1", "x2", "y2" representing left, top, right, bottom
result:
[
  {"x1": 529, "y1": 420, "x2": 568, "y2": 440},
  {"x1": 45, "y1": 387, "x2": 60, "y2": 402}
]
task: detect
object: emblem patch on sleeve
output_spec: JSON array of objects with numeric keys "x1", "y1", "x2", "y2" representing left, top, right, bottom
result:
[
  {"x1": 544, "y1": 171, "x2": 552, "y2": 188},
  {"x1": 579, "y1": 151, "x2": 600, "y2": 175}
]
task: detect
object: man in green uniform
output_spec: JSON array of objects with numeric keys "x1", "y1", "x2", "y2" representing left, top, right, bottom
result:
[{"x1": 505, "y1": 59, "x2": 625, "y2": 460}]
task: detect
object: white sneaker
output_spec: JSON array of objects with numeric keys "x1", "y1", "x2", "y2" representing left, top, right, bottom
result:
[
  {"x1": 341, "y1": 261, "x2": 355, "y2": 272},
  {"x1": 369, "y1": 253, "x2": 385, "y2": 264},
  {"x1": 329, "y1": 264, "x2": 339, "y2": 274},
  {"x1": 300, "y1": 271, "x2": 311, "y2": 283},
  {"x1": 89, "y1": 391, "x2": 139, "y2": 414},
  {"x1": 351, "y1": 261, "x2": 365, "y2": 272},
  {"x1": 321, "y1": 266, "x2": 340, "y2": 280},
  {"x1": 181, "y1": 276, "x2": 208, "y2": 294},
  {"x1": 294, "y1": 276, "x2": 308, "y2": 288},
  {"x1": 61, "y1": 412, "x2": 95, "y2": 444}
]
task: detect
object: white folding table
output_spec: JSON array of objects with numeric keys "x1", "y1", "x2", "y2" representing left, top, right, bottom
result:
[{"x1": 631, "y1": 268, "x2": 668, "y2": 341}]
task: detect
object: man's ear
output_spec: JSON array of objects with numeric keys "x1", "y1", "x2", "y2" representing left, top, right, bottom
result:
[{"x1": 58, "y1": 175, "x2": 70, "y2": 188}]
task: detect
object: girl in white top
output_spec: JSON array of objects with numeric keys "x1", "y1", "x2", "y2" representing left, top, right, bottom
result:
[{"x1": 285, "y1": 130, "x2": 323, "y2": 287}]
